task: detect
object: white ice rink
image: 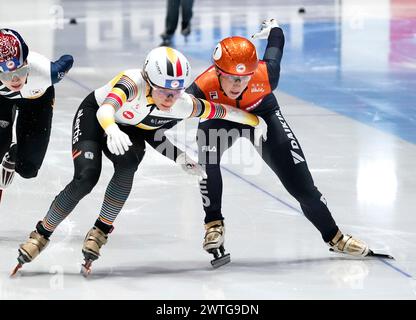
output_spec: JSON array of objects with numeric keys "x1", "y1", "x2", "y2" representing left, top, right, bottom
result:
[{"x1": 0, "y1": 0, "x2": 415, "y2": 299}]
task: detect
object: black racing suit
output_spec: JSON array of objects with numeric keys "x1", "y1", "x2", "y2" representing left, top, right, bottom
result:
[{"x1": 186, "y1": 28, "x2": 339, "y2": 242}]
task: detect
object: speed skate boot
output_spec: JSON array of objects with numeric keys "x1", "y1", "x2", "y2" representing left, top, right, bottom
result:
[
  {"x1": 11, "y1": 222, "x2": 50, "y2": 276},
  {"x1": 0, "y1": 144, "x2": 17, "y2": 202},
  {"x1": 203, "y1": 220, "x2": 230, "y2": 268},
  {"x1": 81, "y1": 226, "x2": 108, "y2": 276},
  {"x1": 328, "y1": 230, "x2": 394, "y2": 259}
]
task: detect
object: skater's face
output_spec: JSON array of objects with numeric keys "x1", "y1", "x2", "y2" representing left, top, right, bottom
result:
[
  {"x1": 151, "y1": 85, "x2": 184, "y2": 111},
  {"x1": 217, "y1": 68, "x2": 252, "y2": 100},
  {"x1": 0, "y1": 62, "x2": 29, "y2": 92}
]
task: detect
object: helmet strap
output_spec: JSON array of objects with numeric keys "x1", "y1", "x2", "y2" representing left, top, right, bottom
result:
[
  {"x1": 214, "y1": 67, "x2": 227, "y2": 95},
  {"x1": 146, "y1": 83, "x2": 153, "y2": 98},
  {"x1": 141, "y1": 71, "x2": 153, "y2": 98}
]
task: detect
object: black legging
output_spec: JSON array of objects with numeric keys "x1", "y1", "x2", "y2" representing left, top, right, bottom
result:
[
  {"x1": 0, "y1": 86, "x2": 54, "y2": 178},
  {"x1": 37, "y1": 91, "x2": 189, "y2": 238},
  {"x1": 39, "y1": 92, "x2": 147, "y2": 237},
  {"x1": 197, "y1": 108, "x2": 339, "y2": 242}
]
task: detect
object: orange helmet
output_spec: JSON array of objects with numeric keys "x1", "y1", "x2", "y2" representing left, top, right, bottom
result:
[{"x1": 212, "y1": 36, "x2": 258, "y2": 76}]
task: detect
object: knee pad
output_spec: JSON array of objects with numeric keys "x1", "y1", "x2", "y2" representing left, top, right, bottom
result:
[
  {"x1": 110, "y1": 152, "x2": 141, "y2": 173},
  {"x1": 71, "y1": 167, "x2": 101, "y2": 198}
]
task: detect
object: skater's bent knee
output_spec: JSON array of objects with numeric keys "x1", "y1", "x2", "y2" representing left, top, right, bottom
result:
[
  {"x1": 16, "y1": 165, "x2": 39, "y2": 179},
  {"x1": 73, "y1": 168, "x2": 101, "y2": 194}
]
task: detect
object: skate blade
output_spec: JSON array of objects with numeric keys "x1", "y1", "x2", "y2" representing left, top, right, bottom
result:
[
  {"x1": 81, "y1": 260, "x2": 93, "y2": 277},
  {"x1": 367, "y1": 250, "x2": 395, "y2": 260},
  {"x1": 210, "y1": 253, "x2": 231, "y2": 268},
  {"x1": 10, "y1": 251, "x2": 31, "y2": 277},
  {"x1": 329, "y1": 248, "x2": 394, "y2": 260},
  {"x1": 10, "y1": 263, "x2": 22, "y2": 277}
]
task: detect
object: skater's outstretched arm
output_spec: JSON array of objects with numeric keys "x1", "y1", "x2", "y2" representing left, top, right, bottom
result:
[
  {"x1": 187, "y1": 96, "x2": 267, "y2": 146},
  {"x1": 186, "y1": 95, "x2": 258, "y2": 125},
  {"x1": 252, "y1": 19, "x2": 285, "y2": 90}
]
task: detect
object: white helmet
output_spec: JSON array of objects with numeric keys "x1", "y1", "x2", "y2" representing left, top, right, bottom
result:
[{"x1": 143, "y1": 46, "x2": 192, "y2": 90}]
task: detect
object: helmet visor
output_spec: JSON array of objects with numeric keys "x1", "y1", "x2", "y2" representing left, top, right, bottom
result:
[
  {"x1": 217, "y1": 68, "x2": 252, "y2": 82},
  {"x1": 0, "y1": 64, "x2": 29, "y2": 82},
  {"x1": 150, "y1": 82, "x2": 184, "y2": 99}
]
